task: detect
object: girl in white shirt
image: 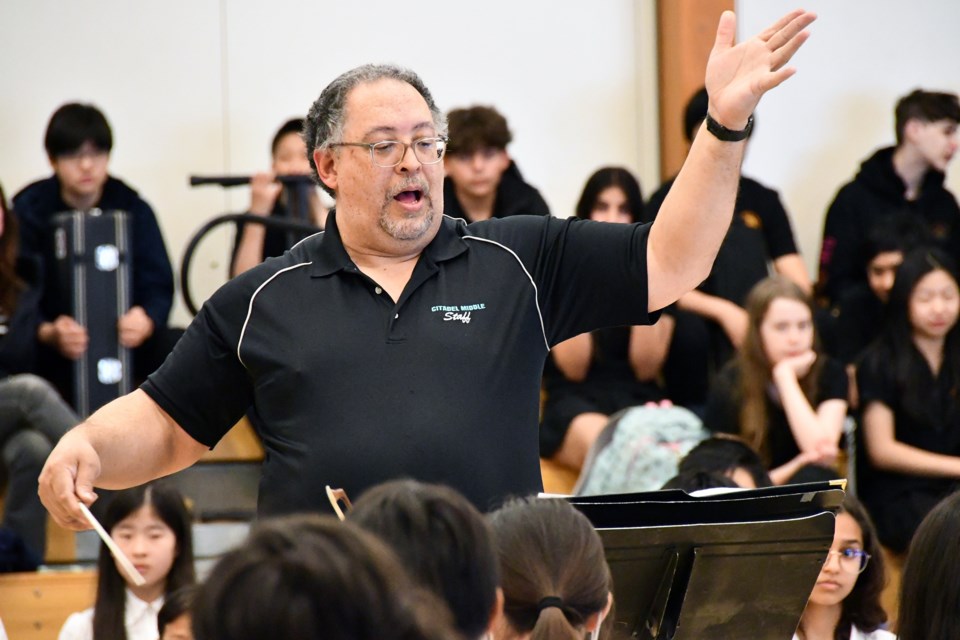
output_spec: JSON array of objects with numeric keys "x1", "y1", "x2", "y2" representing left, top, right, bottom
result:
[
  {"x1": 59, "y1": 482, "x2": 195, "y2": 640},
  {"x1": 793, "y1": 495, "x2": 893, "y2": 640}
]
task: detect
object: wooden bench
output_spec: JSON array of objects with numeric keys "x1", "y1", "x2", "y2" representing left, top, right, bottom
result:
[
  {"x1": 0, "y1": 570, "x2": 96, "y2": 640},
  {"x1": 540, "y1": 458, "x2": 579, "y2": 495}
]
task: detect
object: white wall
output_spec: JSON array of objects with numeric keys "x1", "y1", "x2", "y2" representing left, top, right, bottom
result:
[
  {"x1": 6, "y1": 1, "x2": 957, "y2": 324},
  {"x1": 0, "y1": 0, "x2": 656, "y2": 324},
  {"x1": 737, "y1": 0, "x2": 960, "y2": 277}
]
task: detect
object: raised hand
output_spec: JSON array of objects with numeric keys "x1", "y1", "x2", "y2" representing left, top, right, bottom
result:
[
  {"x1": 250, "y1": 171, "x2": 282, "y2": 215},
  {"x1": 705, "y1": 9, "x2": 816, "y2": 129}
]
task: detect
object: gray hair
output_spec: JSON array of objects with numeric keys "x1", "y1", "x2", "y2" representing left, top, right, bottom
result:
[{"x1": 303, "y1": 64, "x2": 448, "y2": 197}]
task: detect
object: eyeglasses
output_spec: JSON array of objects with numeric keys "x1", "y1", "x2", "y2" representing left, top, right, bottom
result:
[
  {"x1": 823, "y1": 548, "x2": 871, "y2": 574},
  {"x1": 328, "y1": 136, "x2": 448, "y2": 168}
]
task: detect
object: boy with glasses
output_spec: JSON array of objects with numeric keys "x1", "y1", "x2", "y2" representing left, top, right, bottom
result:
[{"x1": 12, "y1": 103, "x2": 175, "y2": 410}]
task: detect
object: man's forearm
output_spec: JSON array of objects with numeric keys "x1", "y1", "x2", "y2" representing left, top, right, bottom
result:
[
  {"x1": 75, "y1": 390, "x2": 206, "y2": 489},
  {"x1": 647, "y1": 121, "x2": 745, "y2": 310}
]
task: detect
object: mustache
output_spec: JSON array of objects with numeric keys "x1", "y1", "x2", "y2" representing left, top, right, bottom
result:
[{"x1": 387, "y1": 179, "x2": 431, "y2": 200}]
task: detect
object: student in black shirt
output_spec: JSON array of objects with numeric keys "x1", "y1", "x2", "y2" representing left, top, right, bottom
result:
[
  {"x1": 705, "y1": 276, "x2": 847, "y2": 485},
  {"x1": 857, "y1": 248, "x2": 960, "y2": 552}
]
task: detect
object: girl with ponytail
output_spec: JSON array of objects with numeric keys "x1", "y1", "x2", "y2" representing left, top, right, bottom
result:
[{"x1": 488, "y1": 498, "x2": 612, "y2": 640}]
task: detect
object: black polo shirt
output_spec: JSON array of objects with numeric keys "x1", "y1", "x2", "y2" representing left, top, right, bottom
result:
[{"x1": 143, "y1": 211, "x2": 656, "y2": 513}]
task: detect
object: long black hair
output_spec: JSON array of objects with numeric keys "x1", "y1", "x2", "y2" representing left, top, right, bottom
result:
[
  {"x1": 92, "y1": 483, "x2": 195, "y2": 640},
  {"x1": 869, "y1": 247, "x2": 960, "y2": 429},
  {"x1": 574, "y1": 167, "x2": 644, "y2": 223}
]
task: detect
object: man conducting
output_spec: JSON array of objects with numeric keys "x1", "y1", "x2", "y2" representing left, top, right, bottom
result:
[{"x1": 40, "y1": 10, "x2": 815, "y2": 526}]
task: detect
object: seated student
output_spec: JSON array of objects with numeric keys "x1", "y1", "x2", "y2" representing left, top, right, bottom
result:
[
  {"x1": 541, "y1": 167, "x2": 671, "y2": 471},
  {"x1": 705, "y1": 276, "x2": 848, "y2": 485},
  {"x1": 896, "y1": 490, "x2": 960, "y2": 640},
  {"x1": 348, "y1": 479, "x2": 501, "y2": 640},
  {"x1": 193, "y1": 514, "x2": 461, "y2": 640},
  {"x1": 487, "y1": 498, "x2": 612, "y2": 640},
  {"x1": 823, "y1": 219, "x2": 919, "y2": 411},
  {"x1": 819, "y1": 89, "x2": 960, "y2": 308},
  {"x1": 792, "y1": 495, "x2": 892, "y2": 640},
  {"x1": 0, "y1": 181, "x2": 79, "y2": 565},
  {"x1": 58, "y1": 482, "x2": 195, "y2": 640},
  {"x1": 442, "y1": 105, "x2": 550, "y2": 222},
  {"x1": 157, "y1": 585, "x2": 198, "y2": 640},
  {"x1": 827, "y1": 217, "x2": 916, "y2": 368},
  {"x1": 646, "y1": 87, "x2": 811, "y2": 408},
  {"x1": 12, "y1": 103, "x2": 176, "y2": 407},
  {"x1": 230, "y1": 118, "x2": 328, "y2": 277},
  {"x1": 677, "y1": 434, "x2": 773, "y2": 488},
  {"x1": 856, "y1": 248, "x2": 960, "y2": 553}
]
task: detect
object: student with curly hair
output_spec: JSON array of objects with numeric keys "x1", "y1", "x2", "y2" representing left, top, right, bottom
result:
[{"x1": 793, "y1": 495, "x2": 891, "y2": 640}]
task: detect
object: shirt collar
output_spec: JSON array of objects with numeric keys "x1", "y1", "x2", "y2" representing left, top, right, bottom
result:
[
  {"x1": 124, "y1": 588, "x2": 163, "y2": 628},
  {"x1": 309, "y1": 210, "x2": 468, "y2": 278}
]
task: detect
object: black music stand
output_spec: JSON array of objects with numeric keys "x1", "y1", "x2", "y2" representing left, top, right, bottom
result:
[{"x1": 565, "y1": 481, "x2": 844, "y2": 639}]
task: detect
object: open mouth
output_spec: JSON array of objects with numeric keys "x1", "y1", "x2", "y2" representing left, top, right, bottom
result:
[{"x1": 394, "y1": 190, "x2": 423, "y2": 205}]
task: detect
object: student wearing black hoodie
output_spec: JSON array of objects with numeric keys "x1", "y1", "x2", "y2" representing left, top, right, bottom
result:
[
  {"x1": 819, "y1": 89, "x2": 960, "y2": 307},
  {"x1": 442, "y1": 105, "x2": 550, "y2": 222}
]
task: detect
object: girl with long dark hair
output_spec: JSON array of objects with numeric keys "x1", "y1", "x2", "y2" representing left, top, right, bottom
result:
[
  {"x1": 856, "y1": 247, "x2": 960, "y2": 552},
  {"x1": 540, "y1": 167, "x2": 672, "y2": 471},
  {"x1": 705, "y1": 276, "x2": 848, "y2": 484},
  {"x1": 58, "y1": 483, "x2": 195, "y2": 640}
]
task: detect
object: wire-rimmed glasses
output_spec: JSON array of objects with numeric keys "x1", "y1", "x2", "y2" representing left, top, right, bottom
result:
[{"x1": 823, "y1": 547, "x2": 871, "y2": 574}]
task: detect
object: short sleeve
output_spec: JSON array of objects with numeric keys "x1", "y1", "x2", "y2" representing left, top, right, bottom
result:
[
  {"x1": 856, "y1": 347, "x2": 896, "y2": 409},
  {"x1": 471, "y1": 216, "x2": 659, "y2": 346},
  {"x1": 817, "y1": 358, "x2": 849, "y2": 403},
  {"x1": 753, "y1": 184, "x2": 798, "y2": 259},
  {"x1": 140, "y1": 278, "x2": 256, "y2": 447}
]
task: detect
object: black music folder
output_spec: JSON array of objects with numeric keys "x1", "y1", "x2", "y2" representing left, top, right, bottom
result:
[{"x1": 564, "y1": 481, "x2": 843, "y2": 640}]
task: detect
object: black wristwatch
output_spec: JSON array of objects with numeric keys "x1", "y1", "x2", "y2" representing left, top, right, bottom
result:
[{"x1": 705, "y1": 113, "x2": 754, "y2": 142}]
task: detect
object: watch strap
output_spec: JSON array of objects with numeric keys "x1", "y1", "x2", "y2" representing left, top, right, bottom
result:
[{"x1": 705, "y1": 113, "x2": 754, "y2": 142}]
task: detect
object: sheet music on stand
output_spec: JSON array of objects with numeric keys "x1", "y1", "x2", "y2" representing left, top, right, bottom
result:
[{"x1": 559, "y1": 481, "x2": 844, "y2": 640}]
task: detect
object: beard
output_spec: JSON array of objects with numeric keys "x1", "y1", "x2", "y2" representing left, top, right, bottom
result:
[{"x1": 379, "y1": 178, "x2": 438, "y2": 242}]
